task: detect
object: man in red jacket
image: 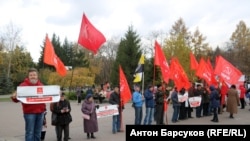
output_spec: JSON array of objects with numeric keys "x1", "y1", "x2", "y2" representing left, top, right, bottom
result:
[
  {"x1": 11, "y1": 68, "x2": 46, "y2": 141},
  {"x1": 239, "y1": 84, "x2": 246, "y2": 109}
]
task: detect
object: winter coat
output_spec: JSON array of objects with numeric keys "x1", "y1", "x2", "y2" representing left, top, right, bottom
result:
[
  {"x1": 155, "y1": 90, "x2": 164, "y2": 105},
  {"x1": 209, "y1": 85, "x2": 220, "y2": 108},
  {"x1": 109, "y1": 91, "x2": 124, "y2": 112},
  {"x1": 53, "y1": 99, "x2": 72, "y2": 126},
  {"x1": 194, "y1": 88, "x2": 203, "y2": 103},
  {"x1": 144, "y1": 89, "x2": 155, "y2": 108},
  {"x1": 226, "y1": 88, "x2": 240, "y2": 114},
  {"x1": 188, "y1": 86, "x2": 195, "y2": 97},
  {"x1": 81, "y1": 99, "x2": 98, "y2": 133},
  {"x1": 202, "y1": 87, "x2": 210, "y2": 104}
]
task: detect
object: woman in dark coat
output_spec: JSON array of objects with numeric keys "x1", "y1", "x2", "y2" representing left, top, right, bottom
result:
[
  {"x1": 53, "y1": 93, "x2": 72, "y2": 141},
  {"x1": 81, "y1": 94, "x2": 98, "y2": 139},
  {"x1": 209, "y1": 85, "x2": 220, "y2": 122}
]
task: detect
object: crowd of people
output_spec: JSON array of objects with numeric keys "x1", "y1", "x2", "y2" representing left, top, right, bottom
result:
[
  {"x1": 130, "y1": 81, "x2": 250, "y2": 125},
  {"x1": 10, "y1": 68, "x2": 250, "y2": 140}
]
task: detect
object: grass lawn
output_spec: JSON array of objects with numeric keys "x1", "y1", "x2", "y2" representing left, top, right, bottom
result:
[{"x1": 0, "y1": 97, "x2": 11, "y2": 102}]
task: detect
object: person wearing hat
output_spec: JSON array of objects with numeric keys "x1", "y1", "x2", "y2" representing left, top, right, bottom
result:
[
  {"x1": 52, "y1": 92, "x2": 72, "y2": 141},
  {"x1": 81, "y1": 94, "x2": 99, "y2": 139}
]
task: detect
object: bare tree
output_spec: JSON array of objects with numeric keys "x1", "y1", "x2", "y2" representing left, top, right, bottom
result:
[
  {"x1": 95, "y1": 36, "x2": 119, "y2": 84},
  {"x1": 146, "y1": 30, "x2": 168, "y2": 58},
  {"x1": 0, "y1": 21, "x2": 22, "y2": 78}
]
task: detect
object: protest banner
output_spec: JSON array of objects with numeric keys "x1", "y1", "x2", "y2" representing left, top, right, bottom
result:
[
  {"x1": 17, "y1": 85, "x2": 60, "y2": 104},
  {"x1": 96, "y1": 104, "x2": 119, "y2": 118},
  {"x1": 188, "y1": 96, "x2": 201, "y2": 107},
  {"x1": 178, "y1": 92, "x2": 188, "y2": 102}
]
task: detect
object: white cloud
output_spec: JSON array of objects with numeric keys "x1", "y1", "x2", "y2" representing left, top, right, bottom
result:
[{"x1": 0, "y1": 0, "x2": 250, "y2": 62}]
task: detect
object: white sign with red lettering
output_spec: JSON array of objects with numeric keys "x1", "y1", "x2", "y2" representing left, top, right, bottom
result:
[
  {"x1": 188, "y1": 96, "x2": 201, "y2": 107},
  {"x1": 17, "y1": 85, "x2": 60, "y2": 104},
  {"x1": 178, "y1": 92, "x2": 188, "y2": 102},
  {"x1": 96, "y1": 105, "x2": 119, "y2": 118}
]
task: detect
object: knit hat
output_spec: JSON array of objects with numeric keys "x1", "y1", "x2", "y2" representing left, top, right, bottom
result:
[{"x1": 85, "y1": 94, "x2": 93, "y2": 100}]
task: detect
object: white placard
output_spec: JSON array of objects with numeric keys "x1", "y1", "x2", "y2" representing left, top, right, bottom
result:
[
  {"x1": 188, "y1": 96, "x2": 201, "y2": 107},
  {"x1": 178, "y1": 92, "x2": 188, "y2": 102},
  {"x1": 96, "y1": 104, "x2": 119, "y2": 118},
  {"x1": 17, "y1": 85, "x2": 60, "y2": 104}
]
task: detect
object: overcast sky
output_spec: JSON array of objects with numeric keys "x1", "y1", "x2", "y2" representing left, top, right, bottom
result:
[{"x1": 0, "y1": 0, "x2": 249, "y2": 62}]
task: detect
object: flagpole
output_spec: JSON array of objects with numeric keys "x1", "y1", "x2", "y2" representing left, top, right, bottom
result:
[
  {"x1": 119, "y1": 98, "x2": 124, "y2": 132},
  {"x1": 69, "y1": 49, "x2": 75, "y2": 92},
  {"x1": 153, "y1": 64, "x2": 156, "y2": 88},
  {"x1": 119, "y1": 66, "x2": 124, "y2": 132},
  {"x1": 141, "y1": 71, "x2": 145, "y2": 94}
]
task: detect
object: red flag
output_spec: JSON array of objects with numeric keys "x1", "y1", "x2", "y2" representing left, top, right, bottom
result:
[
  {"x1": 78, "y1": 13, "x2": 106, "y2": 54},
  {"x1": 214, "y1": 56, "x2": 242, "y2": 85},
  {"x1": 170, "y1": 57, "x2": 191, "y2": 91},
  {"x1": 154, "y1": 41, "x2": 170, "y2": 83},
  {"x1": 196, "y1": 58, "x2": 217, "y2": 86},
  {"x1": 119, "y1": 65, "x2": 132, "y2": 104},
  {"x1": 44, "y1": 34, "x2": 67, "y2": 76},
  {"x1": 189, "y1": 52, "x2": 199, "y2": 70},
  {"x1": 206, "y1": 59, "x2": 218, "y2": 86}
]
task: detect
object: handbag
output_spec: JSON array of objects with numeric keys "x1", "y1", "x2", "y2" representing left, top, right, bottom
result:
[
  {"x1": 82, "y1": 113, "x2": 90, "y2": 120},
  {"x1": 68, "y1": 114, "x2": 73, "y2": 122},
  {"x1": 51, "y1": 112, "x2": 57, "y2": 125}
]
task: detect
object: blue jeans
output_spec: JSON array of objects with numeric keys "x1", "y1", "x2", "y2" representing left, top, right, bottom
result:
[
  {"x1": 172, "y1": 106, "x2": 180, "y2": 122},
  {"x1": 134, "y1": 106, "x2": 143, "y2": 125},
  {"x1": 143, "y1": 107, "x2": 154, "y2": 125},
  {"x1": 24, "y1": 113, "x2": 44, "y2": 141},
  {"x1": 196, "y1": 104, "x2": 203, "y2": 117},
  {"x1": 208, "y1": 101, "x2": 213, "y2": 115},
  {"x1": 112, "y1": 114, "x2": 120, "y2": 133}
]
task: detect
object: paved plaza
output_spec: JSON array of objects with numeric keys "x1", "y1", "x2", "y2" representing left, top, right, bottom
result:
[{"x1": 1, "y1": 96, "x2": 250, "y2": 141}]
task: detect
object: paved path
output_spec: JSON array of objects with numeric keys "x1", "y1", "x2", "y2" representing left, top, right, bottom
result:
[{"x1": 1, "y1": 99, "x2": 250, "y2": 141}]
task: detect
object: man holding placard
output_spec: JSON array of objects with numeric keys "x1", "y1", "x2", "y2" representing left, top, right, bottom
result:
[{"x1": 11, "y1": 68, "x2": 54, "y2": 141}]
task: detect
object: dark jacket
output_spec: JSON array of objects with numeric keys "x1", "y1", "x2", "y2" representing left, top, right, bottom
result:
[
  {"x1": 155, "y1": 90, "x2": 164, "y2": 105},
  {"x1": 171, "y1": 90, "x2": 180, "y2": 106},
  {"x1": 194, "y1": 88, "x2": 203, "y2": 103},
  {"x1": 109, "y1": 91, "x2": 124, "y2": 111},
  {"x1": 53, "y1": 99, "x2": 72, "y2": 125},
  {"x1": 209, "y1": 85, "x2": 220, "y2": 108},
  {"x1": 144, "y1": 89, "x2": 155, "y2": 108},
  {"x1": 202, "y1": 87, "x2": 210, "y2": 104}
]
